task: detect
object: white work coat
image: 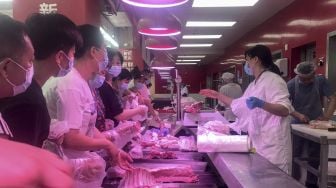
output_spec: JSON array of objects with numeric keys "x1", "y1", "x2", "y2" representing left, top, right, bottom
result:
[
  {"x1": 230, "y1": 71, "x2": 293, "y2": 174},
  {"x1": 43, "y1": 69, "x2": 106, "y2": 187}
]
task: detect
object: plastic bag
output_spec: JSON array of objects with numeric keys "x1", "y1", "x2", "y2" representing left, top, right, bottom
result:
[
  {"x1": 67, "y1": 152, "x2": 106, "y2": 187},
  {"x1": 128, "y1": 143, "x2": 143, "y2": 159},
  {"x1": 197, "y1": 126, "x2": 251, "y2": 153},
  {"x1": 178, "y1": 136, "x2": 197, "y2": 152}
]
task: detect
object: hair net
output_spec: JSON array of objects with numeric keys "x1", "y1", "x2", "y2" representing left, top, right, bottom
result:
[
  {"x1": 221, "y1": 72, "x2": 235, "y2": 82},
  {"x1": 294, "y1": 61, "x2": 316, "y2": 77}
]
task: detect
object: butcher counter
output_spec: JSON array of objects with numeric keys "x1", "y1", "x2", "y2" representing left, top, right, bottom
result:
[{"x1": 103, "y1": 112, "x2": 304, "y2": 188}]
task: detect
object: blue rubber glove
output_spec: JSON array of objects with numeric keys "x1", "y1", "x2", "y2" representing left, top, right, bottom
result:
[{"x1": 246, "y1": 97, "x2": 265, "y2": 109}]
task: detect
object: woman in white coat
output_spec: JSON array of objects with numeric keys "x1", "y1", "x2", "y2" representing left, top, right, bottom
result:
[{"x1": 200, "y1": 45, "x2": 293, "y2": 174}]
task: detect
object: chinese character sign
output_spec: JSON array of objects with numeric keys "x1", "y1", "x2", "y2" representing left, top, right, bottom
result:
[
  {"x1": 39, "y1": 3, "x2": 58, "y2": 14},
  {"x1": 123, "y1": 50, "x2": 133, "y2": 61},
  {"x1": 121, "y1": 49, "x2": 134, "y2": 70}
]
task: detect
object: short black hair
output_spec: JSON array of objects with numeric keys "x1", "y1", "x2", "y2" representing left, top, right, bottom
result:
[
  {"x1": 107, "y1": 47, "x2": 123, "y2": 65},
  {"x1": 0, "y1": 14, "x2": 28, "y2": 61},
  {"x1": 116, "y1": 68, "x2": 132, "y2": 81},
  {"x1": 75, "y1": 24, "x2": 105, "y2": 59},
  {"x1": 25, "y1": 13, "x2": 82, "y2": 61}
]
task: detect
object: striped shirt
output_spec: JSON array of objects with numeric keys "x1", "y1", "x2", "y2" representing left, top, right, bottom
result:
[{"x1": 0, "y1": 113, "x2": 13, "y2": 137}]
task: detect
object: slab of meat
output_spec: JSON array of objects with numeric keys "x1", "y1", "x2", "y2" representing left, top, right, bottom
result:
[
  {"x1": 118, "y1": 168, "x2": 157, "y2": 188},
  {"x1": 309, "y1": 120, "x2": 334, "y2": 129},
  {"x1": 150, "y1": 166, "x2": 199, "y2": 183},
  {"x1": 145, "y1": 150, "x2": 177, "y2": 159}
]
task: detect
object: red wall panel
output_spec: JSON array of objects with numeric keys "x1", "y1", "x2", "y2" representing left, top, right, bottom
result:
[{"x1": 205, "y1": 0, "x2": 336, "y2": 78}]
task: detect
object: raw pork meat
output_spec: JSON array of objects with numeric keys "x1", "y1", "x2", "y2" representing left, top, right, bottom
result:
[
  {"x1": 150, "y1": 166, "x2": 199, "y2": 183},
  {"x1": 145, "y1": 150, "x2": 177, "y2": 159},
  {"x1": 203, "y1": 120, "x2": 230, "y2": 134},
  {"x1": 118, "y1": 168, "x2": 157, "y2": 188},
  {"x1": 309, "y1": 120, "x2": 334, "y2": 129}
]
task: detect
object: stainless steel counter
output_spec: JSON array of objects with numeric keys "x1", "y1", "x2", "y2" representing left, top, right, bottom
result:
[{"x1": 207, "y1": 153, "x2": 305, "y2": 188}]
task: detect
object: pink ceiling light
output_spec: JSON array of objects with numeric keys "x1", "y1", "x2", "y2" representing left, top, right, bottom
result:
[
  {"x1": 122, "y1": 0, "x2": 189, "y2": 8},
  {"x1": 151, "y1": 53, "x2": 176, "y2": 70},
  {"x1": 138, "y1": 16, "x2": 182, "y2": 37},
  {"x1": 145, "y1": 37, "x2": 178, "y2": 51}
]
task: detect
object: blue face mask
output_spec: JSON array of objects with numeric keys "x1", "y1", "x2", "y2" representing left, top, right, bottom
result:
[
  {"x1": 89, "y1": 74, "x2": 105, "y2": 88},
  {"x1": 57, "y1": 52, "x2": 74, "y2": 77},
  {"x1": 108, "y1": 65, "x2": 122, "y2": 77},
  {"x1": 244, "y1": 63, "x2": 253, "y2": 76},
  {"x1": 120, "y1": 82, "x2": 129, "y2": 91},
  {"x1": 135, "y1": 82, "x2": 144, "y2": 89}
]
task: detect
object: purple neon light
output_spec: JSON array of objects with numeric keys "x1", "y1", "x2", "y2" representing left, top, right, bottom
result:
[{"x1": 122, "y1": 0, "x2": 189, "y2": 8}]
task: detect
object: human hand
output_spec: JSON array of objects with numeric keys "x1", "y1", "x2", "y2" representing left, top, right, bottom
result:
[
  {"x1": 110, "y1": 150, "x2": 134, "y2": 171},
  {"x1": 246, "y1": 97, "x2": 265, "y2": 109},
  {"x1": 297, "y1": 113, "x2": 310, "y2": 123},
  {"x1": 136, "y1": 105, "x2": 147, "y2": 116},
  {"x1": 0, "y1": 139, "x2": 73, "y2": 188},
  {"x1": 199, "y1": 89, "x2": 219, "y2": 99},
  {"x1": 316, "y1": 116, "x2": 329, "y2": 121}
]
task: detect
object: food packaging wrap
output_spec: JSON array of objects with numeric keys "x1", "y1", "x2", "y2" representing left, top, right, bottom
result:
[
  {"x1": 129, "y1": 143, "x2": 144, "y2": 159},
  {"x1": 131, "y1": 105, "x2": 148, "y2": 121},
  {"x1": 178, "y1": 136, "x2": 197, "y2": 151},
  {"x1": 197, "y1": 126, "x2": 251, "y2": 153}
]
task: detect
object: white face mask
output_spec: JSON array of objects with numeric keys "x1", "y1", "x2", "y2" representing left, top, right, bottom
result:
[
  {"x1": 89, "y1": 74, "x2": 105, "y2": 89},
  {"x1": 57, "y1": 52, "x2": 74, "y2": 77},
  {"x1": 3, "y1": 59, "x2": 34, "y2": 96},
  {"x1": 108, "y1": 65, "x2": 122, "y2": 77},
  {"x1": 120, "y1": 82, "x2": 129, "y2": 91},
  {"x1": 135, "y1": 82, "x2": 144, "y2": 89}
]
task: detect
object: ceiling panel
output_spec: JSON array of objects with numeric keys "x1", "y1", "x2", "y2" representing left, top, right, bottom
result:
[{"x1": 121, "y1": 0, "x2": 296, "y2": 64}]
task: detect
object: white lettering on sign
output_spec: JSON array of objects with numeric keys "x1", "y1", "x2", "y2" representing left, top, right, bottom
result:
[{"x1": 39, "y1": 3, "x2": 58, "y2": 14}]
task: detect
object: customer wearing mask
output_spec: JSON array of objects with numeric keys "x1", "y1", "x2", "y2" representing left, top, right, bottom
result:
[
  {"x1": 200, "y1": 45, "x2": 293, "y2": 174},
  {"x1": 99, "y1": 49, "x2": 147, "y2": 126},
  {"x1": 288, "y1": 61, "x2": 336, "y2": 187},
  {"x1": 43, "y1": 24, "x2": 133, "y2": 187},
  {"x1": 219, "y1": 72, "x2": 243, "y2": 122},
  {"x1": 0, "y1": 13, "x2": 82, "y2": 147},
  {"x1": 0, "y1": 14, "x2": 73, "y2": 188}
]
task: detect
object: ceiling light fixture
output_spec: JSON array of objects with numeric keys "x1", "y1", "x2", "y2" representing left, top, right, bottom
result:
[
  {"x1": 145, "y1": 37, "x2": 178, "y2": 51},
  {"x1": 192, "y1": 0, "x2": 258, "y2": 7},
  {"x1": 178, "y1": 55, "x2": 206, "y2": 58},
  {"x1": 262, "y1": 33, "x2": 306, "y2": 39},
  {"x1": 122, "y1": 0, "x2": 189, "y2": 8},
  {"x1": 146, "y1": 46, "x2": 178, "y2": 50},
  {"x1": 186, "y1": 21, "x2": 236, "y2": 27},
  {"x1": 245, "y1": 42, "x2": 277, "y2": 47},
  {"x1": 176, "y1": 59, "x2": 201, "y2": 62},
  {"x1": 180, "y1": 43, "x2": 213, "y2": 47},
  {"x1": 152, "y1": 67, "x2": 175, "y2": 70},
  {"x1": 182, "y1": 35, "x2": 222, "y2": 39},
  {"x1": 176, "y1": 63, "x2": 197, "y2": 65},
  {"x1": 138, "y1": 16, "x2": 182, "y2": 37},
  {"x1": 100, "y1": 27, "x2": 119, "y2": 48}
]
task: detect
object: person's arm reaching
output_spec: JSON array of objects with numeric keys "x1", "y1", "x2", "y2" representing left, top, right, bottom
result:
[
  {"x1": 199, "y1": 89, "x2": 233, "y2": 106},
  {"x1": 290, "y1": 110, "x2": 310, "y2": 123},
  {"x1": 114, "y1": 106, "x2": 146, "y2": 121}
]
